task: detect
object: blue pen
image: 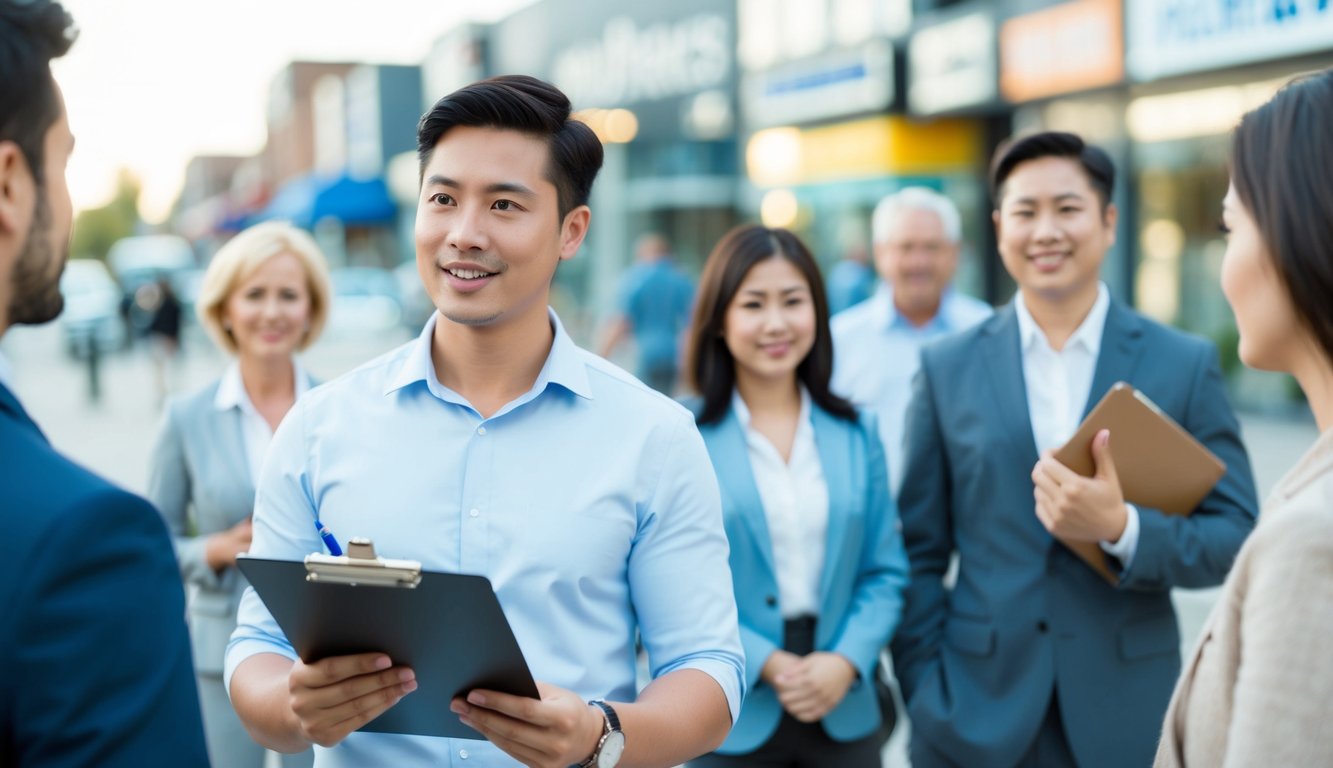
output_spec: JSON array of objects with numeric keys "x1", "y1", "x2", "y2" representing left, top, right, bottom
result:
[{"x1": 314, "y1": 519, "x2": 343, "y2": 556}]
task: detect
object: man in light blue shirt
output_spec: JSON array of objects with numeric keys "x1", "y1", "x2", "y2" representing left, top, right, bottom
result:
[
  {"x1": 225, "y1": 75, "x2": 744, "y2": 768},
  {"x1": 831, "y1": 188, "x2": 991, "y2": 496}
]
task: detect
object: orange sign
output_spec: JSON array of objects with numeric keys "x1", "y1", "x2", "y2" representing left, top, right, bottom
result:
[{"x1": 1000, "y1": 0, "x2": 1123, "y2": 103}]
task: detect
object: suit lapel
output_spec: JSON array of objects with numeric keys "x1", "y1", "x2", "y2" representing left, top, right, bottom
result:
[
  {"x1": 812, "y1": 405, "x2": 850, "y2": 608},
  {"x1": 1083, "y1": 300, "x2": 1146, "y2": 419},
  {"x1": 983, "y1": 305, "x2": 1040, "y2": 467},
  {"x1": 0, "y1": 382, "x2": 46, "y2": 443},
  {"x1": 211, "y1": 391, "x2": 256, "y2": 494},
  {"x1": 707, "y1": 410, "x2": 778, "y2": 581}
]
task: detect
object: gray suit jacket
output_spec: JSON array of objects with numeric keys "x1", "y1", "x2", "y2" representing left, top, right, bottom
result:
[
  {"x1": 891, "y1": 300, "x2": 1258, "y2": 768},
  {"x1": 147, "y1": 372, "x2": 313, "y2": 675},
  {"x1": 1156, "y1": 428, "x2": 1333, "y2": 767}
]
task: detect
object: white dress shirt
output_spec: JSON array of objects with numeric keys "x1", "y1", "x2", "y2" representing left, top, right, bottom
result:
[
  {"x1": 732, "y1": 388, "x2": 829, "y2": 619},
  {"x1": 0, "y1": 350, "x2": 13, "y2": 392},
  {"x1": 213, "y1": 360, "x2": 311, "y2": 483},
  {"x1": 1015, "y1": 283, "x2": 1139, "y2": 565}
]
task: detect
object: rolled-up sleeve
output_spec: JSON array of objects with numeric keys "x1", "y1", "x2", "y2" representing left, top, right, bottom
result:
[{"x1": 629, "y1": 411, "x2": 746, "y2": 723}]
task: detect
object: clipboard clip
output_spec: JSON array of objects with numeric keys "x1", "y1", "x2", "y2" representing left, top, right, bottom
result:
[{"x1": 304, "y1": 538, "x2": 422, "y2": 588}]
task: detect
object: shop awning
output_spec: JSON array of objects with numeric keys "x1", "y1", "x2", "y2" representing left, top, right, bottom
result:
[{"x1": 261, "y1": 173, "x2": 397, "y2": 229}]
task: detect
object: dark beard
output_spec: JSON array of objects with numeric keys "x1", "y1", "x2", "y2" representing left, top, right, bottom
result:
[{"x1": 8, "y1": 192, "x2": 65, "y2": 327}]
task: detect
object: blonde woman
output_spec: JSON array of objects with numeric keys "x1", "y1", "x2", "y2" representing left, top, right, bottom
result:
[
  {"x1": 148, "y1": 221, "x2": 330, "y2": 768},
  {"x1": 1156, "y1": 68, "x2": 1333, "y2": 766}
]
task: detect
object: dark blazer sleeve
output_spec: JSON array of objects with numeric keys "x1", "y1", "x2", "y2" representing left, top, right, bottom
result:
[
  {"x1": 10, "y1": 486, "x2": 208, "y2": 767},
  {"x1": 1119, "y1": 340, "x2": 1258, "y2": 591},
  {"x1": 890, "y1": 354, "x2": 953, "y2": 699}
]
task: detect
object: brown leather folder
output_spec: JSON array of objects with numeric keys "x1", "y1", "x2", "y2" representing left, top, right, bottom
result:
[{"x1": 1051, "y1": 382, "x2": 1226, "y2": 584}]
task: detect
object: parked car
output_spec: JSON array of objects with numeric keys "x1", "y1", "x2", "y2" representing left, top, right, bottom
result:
[
  {"x1": 59, "y1": 259, "x2": 127, "y2": 358},
  {"x1": 328, "y1": 267, "x2": 403, "y2": 337}
]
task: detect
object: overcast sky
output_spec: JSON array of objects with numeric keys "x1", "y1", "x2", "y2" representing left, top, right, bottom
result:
[{"x1": 51, "y1": 0, "x2": 536, "y2": 222}]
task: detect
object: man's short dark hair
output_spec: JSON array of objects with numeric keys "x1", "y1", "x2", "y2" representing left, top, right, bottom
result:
[
  {"x1": 989, "y1": 131, "x2": 1115, "y2": 212},
  {"x1": 0, "y1": 0, "x2": 77, "y2": 188},
  {"x1": 416, "y1": 75, "x2": 604, "y2": 222}
]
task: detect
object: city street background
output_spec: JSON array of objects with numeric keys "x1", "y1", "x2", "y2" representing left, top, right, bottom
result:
[{"x1": 2, "y1": 320, "x2": 1317, "y2": 767}]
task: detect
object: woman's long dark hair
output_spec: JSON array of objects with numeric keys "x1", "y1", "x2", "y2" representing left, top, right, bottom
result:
[
  {"x1": 1231, "y1": 68, "x2": 1333, "y2": 368},
  {"x1": 685, "y1": 224, "x2": 857, "y2": 426}
]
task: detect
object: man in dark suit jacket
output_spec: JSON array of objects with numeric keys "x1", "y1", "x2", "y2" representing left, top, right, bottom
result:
[
  {"x1": 891, "y1": 132, "x2": 1258, "y2": 768},
  {"x1": 0, "y1": 2, "x2": 208, "y2": 764}
]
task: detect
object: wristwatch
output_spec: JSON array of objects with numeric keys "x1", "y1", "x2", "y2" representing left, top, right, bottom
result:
[{"x1": 576, "y1": 700, "x2": 625, "y2": 768}]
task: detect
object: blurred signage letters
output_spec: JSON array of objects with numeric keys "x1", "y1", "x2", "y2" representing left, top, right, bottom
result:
[{"x1": 1128, "y1": 0, "x2": 1333, "y2": 80}]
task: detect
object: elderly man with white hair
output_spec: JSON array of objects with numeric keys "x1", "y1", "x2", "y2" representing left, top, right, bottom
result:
[{"x1": 831, "y1": 187, "x2": 991, "y2": 497}]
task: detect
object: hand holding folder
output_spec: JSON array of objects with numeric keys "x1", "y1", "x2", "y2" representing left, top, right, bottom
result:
[
  {"x1": 1050, "y1": 382, "x2": 1227, "y2": 584},
  {"x1": 237, "y1": 538, "x2": 539, "y2": 739}
]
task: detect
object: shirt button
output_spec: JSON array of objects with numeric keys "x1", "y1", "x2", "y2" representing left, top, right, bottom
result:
[
  {"x1": 459, "y1": 748, "x2": 469, "y2": 759},
  {"x1": 765, "y1": 595, "x2": 777, "y2": 607},
  {"x1": 1037, "y1": 620, "x2": 1049, "y2": 633},
  {"x1": 469, "y1": 508, "x2": 479, "y2": 518},
  {"x1": 477, "y1": 426, "x2": 487, "y2": 436}
]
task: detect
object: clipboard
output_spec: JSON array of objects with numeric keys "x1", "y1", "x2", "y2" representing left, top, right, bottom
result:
[
  {"x1": 1051, "y1": 382, "x2": 1226, "y2": 584},
  {"x1": 236, "y1": 538, "x2": 539, "y2": 739}
]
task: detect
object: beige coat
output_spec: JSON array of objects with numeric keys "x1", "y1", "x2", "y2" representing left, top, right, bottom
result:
[{"x1": 1156, "y1": 427, "x2": 1333, "y2": 767}]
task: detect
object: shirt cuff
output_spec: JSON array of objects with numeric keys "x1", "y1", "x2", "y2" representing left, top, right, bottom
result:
[{"x1": 1099, "y1": 503, "x2": 1140, "y2": 569}]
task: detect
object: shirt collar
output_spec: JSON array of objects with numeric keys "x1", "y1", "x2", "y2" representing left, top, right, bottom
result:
[
  {"x1": 731, "y1": 385, "x2": 813, "y2": 432},
  {"x1": 214, "y1": 359, "x2": 312, "y2": 412},
  {"x1": 385, "y1": 308, "x2": 593, "y2": 402},
  {"x1": 0, "y1": 349, "x2": 13, "y2": 391},
  {"x1": 873, "y1": 283, "x2": 967, "y2": 333},
  {"x1": 1014, "y1": 282, "x2": 1110, "y2": 355}
]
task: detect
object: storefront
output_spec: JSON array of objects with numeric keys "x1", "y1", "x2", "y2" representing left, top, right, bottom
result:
[
  {"x1": 903, "y1": 3, "x2": 1008, "y2": 301},
  {"x1": 1123, "y1": 0, "x2": 1333, "y2": 405},
  {"x1": 997, "y1": 0, "x2": 1133, "y2": 301},
  {"x1": 487, "y1": 0, "x2": 741, "y2": 339}
]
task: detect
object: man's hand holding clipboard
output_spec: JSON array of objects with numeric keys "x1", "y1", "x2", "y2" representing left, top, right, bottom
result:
[{"x1": 1032, "y1": 382, "x2": 1227, "y2": 584}]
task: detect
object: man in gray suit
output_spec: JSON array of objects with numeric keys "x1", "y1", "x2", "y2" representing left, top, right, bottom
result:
[{"x1": 891, "y1": 132, "x2": 1258, "y2": 768}]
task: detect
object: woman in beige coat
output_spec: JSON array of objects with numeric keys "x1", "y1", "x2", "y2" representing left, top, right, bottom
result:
[{"x1": 1155, "y1": 68, "x2": 1333, "y2": 767}]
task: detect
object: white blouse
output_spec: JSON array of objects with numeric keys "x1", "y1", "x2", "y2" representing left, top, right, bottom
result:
[
  {"x1": 213, "y1": 360, "x2": 312, "y2": 483},
  {"x1": 733, "y1": 388, "x2": 829, "y2": 619}
]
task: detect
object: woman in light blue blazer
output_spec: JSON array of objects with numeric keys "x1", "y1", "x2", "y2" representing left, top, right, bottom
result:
[
  {"x1": 684, "y1": 225, "x2": 909, "y2": 767},
  {"x1": 148, "y1": 222, "x2": 331, "y2": 768}
]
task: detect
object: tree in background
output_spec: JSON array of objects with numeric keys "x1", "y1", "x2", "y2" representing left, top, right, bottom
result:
[{"x1": 70, "y1": 168, "x2": 142, "y2": 261}]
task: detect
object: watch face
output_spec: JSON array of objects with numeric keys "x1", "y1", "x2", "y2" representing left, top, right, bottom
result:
[{"x1": 596, "y1": 731, "x2": 626, "y2": 768}]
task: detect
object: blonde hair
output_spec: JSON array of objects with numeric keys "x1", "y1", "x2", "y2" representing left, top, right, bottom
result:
[{"x1": 196, "y1": 221, "x2": 333, "y2": 355}]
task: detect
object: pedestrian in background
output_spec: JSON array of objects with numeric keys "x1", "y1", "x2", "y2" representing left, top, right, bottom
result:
[
  {"x1": 598, "y1": 231, "x2": 695, "y2": 394},
  {"x1": 1156, "y1": 67, "x2": 1333, "y2": 767},
  {"x1": 824, "y1": 243, "x2": 875, "y2": 315},
  {"x1": 148, "y1": 220, "x2": 330, "y2": 768},
  {"x1": 146, "y1": 273, "x2": 183, "y2": 404},
  {"x1": 831, "y1": 187, "x2": 991, "y2": 499},
  {"x1": 892, "y1": 132, "x2": 1258, "y2": 768},
  {"x1": 685, "y1": 224, "x2": 908, "y2": 768},
  {"x1": 0, "y1": 1, "x2": 208, "y2": 764}
]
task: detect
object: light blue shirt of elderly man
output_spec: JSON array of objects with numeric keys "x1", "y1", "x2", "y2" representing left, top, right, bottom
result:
[{"x1": 832, "y1": 187, "x2": 992, "y2": 497}]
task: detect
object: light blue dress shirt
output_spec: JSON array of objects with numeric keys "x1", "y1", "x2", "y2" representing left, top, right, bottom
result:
[
  {"x1": 225, "y1": 310, "x2": 745, "y2": 768},
  {"x1": 831, "y1": 286, "x2": 992, "y2": 497}
]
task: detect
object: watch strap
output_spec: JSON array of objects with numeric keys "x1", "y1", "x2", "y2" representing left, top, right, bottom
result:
[{"x1": 574, "y1": 700, "x2": 621, "y2": 768}]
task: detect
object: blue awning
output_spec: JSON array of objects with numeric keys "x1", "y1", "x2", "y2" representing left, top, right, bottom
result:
[{"x1": 261, "y1": 173, "x2": 397, "y2": 229}]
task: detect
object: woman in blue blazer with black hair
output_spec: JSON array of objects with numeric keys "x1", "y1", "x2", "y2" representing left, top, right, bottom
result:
[{"x1": 684, "y1": 224, "x2": 909, "y2": 767}]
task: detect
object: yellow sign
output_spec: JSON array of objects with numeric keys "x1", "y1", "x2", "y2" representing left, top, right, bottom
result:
[{"x1": 747, "y1": 116, "x2": 982, "y2": 186}]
